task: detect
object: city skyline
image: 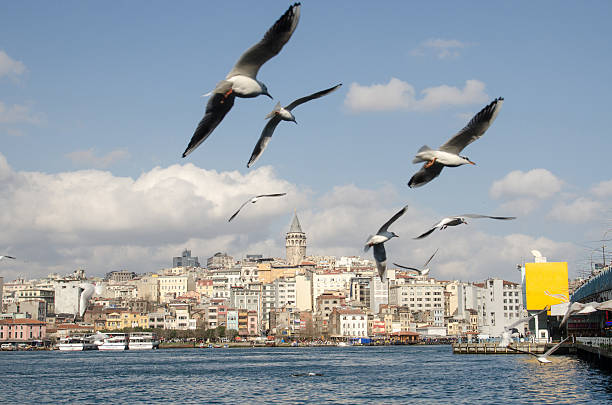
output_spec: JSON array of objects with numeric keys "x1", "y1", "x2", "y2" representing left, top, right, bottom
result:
[{"x1": 2, "y1": 1, "x2": 612, "y2": 282}]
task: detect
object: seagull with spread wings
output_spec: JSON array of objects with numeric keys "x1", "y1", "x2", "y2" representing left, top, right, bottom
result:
[
  {"x1": 414, "y1": 214, "x2": 516, "y2": 240},
  {"x1": 0, "y1": 255, "x2": 16, "y2": 261},
  {"x1": 364, "y1": 205, "x2": 409, "y2": 281},
  {"x1": 247, "y1": 83, "x2": 342, "y2": 167},
  {"x1": 183, "y1": 3, "x2": 301, "y2": 158},
  {"x1": 393, "y1": 248, "x2": 439, "y2": 277},
  {"x1": 408, "y1": 97, "x2": 504, "y2": 188},
  {"x1": 228, "y1": 193, "x2": 287, "y2": 222}
]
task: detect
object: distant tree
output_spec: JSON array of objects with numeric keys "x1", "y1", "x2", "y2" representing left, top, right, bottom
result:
[
  {"x1": 226, "y1": 329, "x2": 239, "y2": 341},
  {"x1": 216, "y1": 326, "x2": 226, "y2": 338}
]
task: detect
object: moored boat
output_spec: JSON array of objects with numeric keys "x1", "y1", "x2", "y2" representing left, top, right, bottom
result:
[
  {"x1": 98, "y1": 333, "x2": 128, "y2": 351},
  {"x1": 128, "y1": 332, "x2": 160, "y2": 350},
  {"x1": 58, "y1": 335, "x2": 97, "y2": 351}
]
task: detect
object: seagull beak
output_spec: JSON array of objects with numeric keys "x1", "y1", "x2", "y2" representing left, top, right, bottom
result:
[
  {"x1": 468, "y1": 160, "x2": 476, "y2": 165},
  {"x1": 293, "y1": 119, "x2": 298, "y2": 125},
  {"x1": 264, "y1": 91, "x2": 273, "y2": 99}
]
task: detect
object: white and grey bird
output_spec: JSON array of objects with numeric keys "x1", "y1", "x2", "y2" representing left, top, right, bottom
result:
[
  {"x1": 228, "y1": 193, "x2": 287, "y2": 222},
  {"x1": 408, "y1": 97, "x2": 504, "y2": 188},
  {"x1": 499, "y1": 306, "x2": 548, "y2": 348},
  {"x1": 364, "y1": 205, "x2": 409, "y2": 281},
  {"x1": 182, "y1": 3, "x2": 301, "y2": 158},
  {"x1": 0, "y1": 255, "x2": 16, "y2": 261},
  {"x1": 509, "y1": 336, "x2": 571, "y2": 364},
  {"x1": 247, "y1": 83, "x2": 342, "y2": 167},
  {"x1": 393, "y1": 248, "x2": 439, "y2": 277},
  {"x1": 414, "y1": 214, "x2": 516, "y2": 240},
  {"x1": 559, "y1": 301, "x2": 599, "y2": 326}
]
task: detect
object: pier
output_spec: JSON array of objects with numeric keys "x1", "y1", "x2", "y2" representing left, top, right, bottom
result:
[{"x1": 452, "y1": 342, "x2": 548, "y2": 354}]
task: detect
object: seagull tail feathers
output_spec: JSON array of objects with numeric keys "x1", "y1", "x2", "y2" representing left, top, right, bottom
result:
[{"x1": 265, "y1": 102, "x2": 282, "y2": 119}]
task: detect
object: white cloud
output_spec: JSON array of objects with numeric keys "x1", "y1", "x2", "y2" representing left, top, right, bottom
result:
[
  {"x1": 411, "y1": 39, "x2": 470, "y2": 59},
  {"x1": 0, "y1": 101, "x2": 45, "y2": 125},
  {"x1": 0, "y1": 50, "x2": 26, "y2": 79},
  {"x1": 0, "y1": 155, "x2": 583, "y2": 283},
  {"x1": 344, "y1": 78, "x2": 488, "y2": 113},
  {"x1": 66, "y1": 148, "x2": 131, "y2": 169},
  {"x1": 490, "y1": 169, "x2": 563, "y2": 200},
  {"x1": 490, "y1": 169, "x2": 563, "y2": 215},
  {"x1": 591, "y1": 179, "x2": 612, "y2": 197},
  {"x1": 548, "y1": 198, "x2": 603, "y2": 224}
]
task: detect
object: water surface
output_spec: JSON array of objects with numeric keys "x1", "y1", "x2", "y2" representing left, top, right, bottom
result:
[{"x1": 1, "y1": 345, "x2": 611, "y2": 404}]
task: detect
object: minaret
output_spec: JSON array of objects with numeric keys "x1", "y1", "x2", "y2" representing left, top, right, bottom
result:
[{"x1": 286, "y1": 212, "x2": 307, "y2": 266}]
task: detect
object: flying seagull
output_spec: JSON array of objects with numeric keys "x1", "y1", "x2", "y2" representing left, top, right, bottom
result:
[
  {"x1": 393, "y1": 248, "x2": 439, "y2": 276},
  {"x1": 247, "y1": 83, "x2": 342, "y2": 168},
  {"x1": 182, "y1": 3, "x2": 301, "y2": 158},
  {"x1": 0, "y1": 255, "x2": 16, "y2": 261},
  {"x1": 414, "y1": 214, "x2": 516, "y2": 240},
  {"x1": 228, "y1": 193, "x2": 287, "y2": 222},
  {"x1": 408, "y1": 97, "x2": 504, "y2": 188},
  {"x1": 364, "y1": 205, "x2": 409, "y2": 281},
  {"x1": 508, "y1": 336, "x2": 571, "y2": 364},
  {"x1": 559, "y1": 301, "x2": 598, "y2": 326},
  {"x1": 499, "y1": 306, "x2": 548, "y2": 348}
]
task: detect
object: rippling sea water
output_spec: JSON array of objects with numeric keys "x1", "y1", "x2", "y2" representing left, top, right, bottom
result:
[{"x1": 1, "y1": 345, "x2": 611, "y2": 404}]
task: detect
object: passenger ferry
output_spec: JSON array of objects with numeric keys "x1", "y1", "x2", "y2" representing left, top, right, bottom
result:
[
  {"x1": 128, "y1": 332, "x2": 160, "y2": 350},
  {"x1": 98, "y1": 333, "x2": 129, "y2": 351},
  {"x1": 58, "y1": 335, "x2": 98, "y2": 351}
]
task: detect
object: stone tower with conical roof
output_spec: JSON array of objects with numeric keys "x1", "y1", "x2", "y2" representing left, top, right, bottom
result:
[{"x1": 286, "y1": 212, "x2": 307, "y2": 266}]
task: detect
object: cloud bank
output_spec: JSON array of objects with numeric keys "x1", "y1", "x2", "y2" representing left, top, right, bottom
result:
[{"x1": 344, "y1": 78, "x2": 488, "y2": 113}]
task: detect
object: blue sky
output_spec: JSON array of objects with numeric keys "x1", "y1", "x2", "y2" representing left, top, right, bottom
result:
[{"x1": 1, "y1": 1, "x2": 612, "y2": 282}]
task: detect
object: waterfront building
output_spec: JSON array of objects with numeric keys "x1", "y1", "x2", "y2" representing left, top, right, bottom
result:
[
  {"x1": 158, "y1": 274, "x2": 196, "y2": 304},
  {"x1": 53, "y1": 280, "x2": 89, "y2": 316},
  {"x1": 314, "y1": 292, "x2": 346, "y2": 336},
  {"x1": 388, "y1": 278, "x2": 444, "y2": 312},
  {"x1": 196, "y1": 279, "x2": 213, "y2": 298},
  {"x1": 226, "y1": 310, "x2": 238, "y2": 333},
  {"x1": 105, "y1": 270, "x2": 137, "y2": 282},
  {"x1": 286, "y1": 213, "x2": 307, "y2": 266},
  {"x1": 312, "y1": 272, "x2": 355, "y2": 310},
  {"x1": 476, "y1": 278, "x2": 523, "y2": 338},
  {"x1": 0, "y1": 319, "x2": 46, "y2": 343},
  {"x1": 173, "y1": 249, "x2": 200, "y2": 268},
  {"x1": 16, "y1": 288, "x2": 54, "y2": 315},
  {"x1": 328, "y1": 308, "x2": 367, "y2": 338},
  {"x1": 207, "y1": 252, "x2": 234, "y2": 270},
  {"x1": 229, "y1": 286, "x2": 261, "y2": 324},
  {"x1": 105, "y1": 311, "x2": 149, "y2": 330},
  {"x1": 5, "y1": 300, "x2": 47, "y2": 321}
]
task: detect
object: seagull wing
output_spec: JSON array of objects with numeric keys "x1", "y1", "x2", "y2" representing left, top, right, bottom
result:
[
  {"x1": 373, "y1": 243, "x2": 387, "y2": 281},
  {"x1": 285, "y1": 84, "x2": 343, "y2": 112},
  {"x1": 392, "y1": 263, "x2": 421, "y2": 272},
  {"x1": 506, "y1": 345, "x2": 537, "y2": 357},
  {"x1": 542, "y1": 336, "x2": 571, "y2": 357},
  {"x1": 226, "y1": 3, "x2": 301, "y2": 79},
  {"x1": 407, "y1": 161, "x2": 445, "y2": 188},
  {"x1": 228, "y1": 198, "x2": 253, "y2": 222},
  {"x1": 414, "y1": 226, "x2": 438, "y2": 240},
  {"x1": 183, "y1": 82, "x2": 235, "y2": 158},
  {"x1": 377, "y1": 204, "x2": 409, "y2": 234},
  {"x1": 506, "y1": 306, "x2": 548, "y2": 331},
  {"x1": 256, "y1": 193, "x2": 287, "y2": 198},
  {"x1": 0, "y1": 255, "x2": 16, "y2": 260},
  {"x1": 439, "y1": 97, "x2": 504, "y2": 154},
  {"x1": 462, "y1": 214, "x2": 516, "y2": 220},
  {"x1": 247, "y1": 115, "x2": 283, "y2": 167},
  {"x1": 422, "y1": 248, "x2": 439, "y2": 268}
]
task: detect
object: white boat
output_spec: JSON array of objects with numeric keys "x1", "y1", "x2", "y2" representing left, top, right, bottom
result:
[
  {"x1": 336, "y1": 341, "x2": 350, "y2": 347},
  {"x1": 98, "y1": 333, "x2": 128, "y2": 351},
  {"x1": 128, "y1": 332, "x2": 160, "y2": 350},
  {"x1": 58, "y1": 335, "x2": 98, "y2": 351}
]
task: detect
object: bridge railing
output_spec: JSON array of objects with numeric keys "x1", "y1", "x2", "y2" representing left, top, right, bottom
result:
[{"x1": 576, "y1": 336, "x2": 612, "y2": 349}]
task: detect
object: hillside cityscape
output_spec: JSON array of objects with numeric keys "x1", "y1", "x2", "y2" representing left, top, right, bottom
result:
[{"x1": 0, "y1": 213, "x2": 595, "y2": 345}]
